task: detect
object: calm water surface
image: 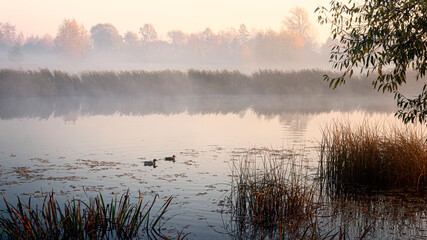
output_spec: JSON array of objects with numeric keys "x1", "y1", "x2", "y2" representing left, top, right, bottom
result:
[{"x1": 0, "y1": 98, "x2": 424, "y2": 239}]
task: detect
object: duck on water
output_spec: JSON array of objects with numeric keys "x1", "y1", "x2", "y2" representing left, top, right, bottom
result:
[
  {"x1": 165, "y1": 155, "x2": 176, "y2": 161},
  {"x1": 144, "y1": 159, "x2": 157, "y2": 167}
]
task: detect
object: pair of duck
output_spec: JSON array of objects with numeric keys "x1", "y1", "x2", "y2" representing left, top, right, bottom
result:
[{"x1": 144, "y1": 155, "x2": 176, "y2": 166}]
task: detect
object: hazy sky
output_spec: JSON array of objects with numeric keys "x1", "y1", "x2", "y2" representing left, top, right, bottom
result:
[{"x1": 1, "y1": 0, "x2": 331, "y2": 42}]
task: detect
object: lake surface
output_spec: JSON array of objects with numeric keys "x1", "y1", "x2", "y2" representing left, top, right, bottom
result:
[{"x1": 0, "y1": 96, "x2": 425, "y2": 239}]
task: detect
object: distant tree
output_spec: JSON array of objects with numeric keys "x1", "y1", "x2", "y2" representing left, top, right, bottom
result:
[
  {"x1": 0, "y1": 22, "x2": 18, "y2": 49},
  {"x1": 201, "y1": 28, "x2": 217, "y2": 45},
  {"x1": 282, "y1": 6, "x2": 314, "y2": 41},
  {"x1": 55, "y1": 19, "x2": 90, "y2": 58},
  {"x1": 8, "y1": 44, "x2": 23, "y2": 62},
  {"x1": 167, "y1": 30, "x2": 187, "y2": 46},
  {"x1": 22, "y1": 34, "x2": 55, "y2": 52},
  {"x1": 124, "y1": 31, "x2": 139, "y2": 49},
  {"x1": 237, "y1": 24, "x2": 250, "y2": 44},
  {"x1": 23, "y1": 34, "x2": 54, "y2": 53},
  {"x1": 317, "y1": 0, "x2": 427, "y2": 124},
  {"x1": 90, "y1": 23, "x2": 123, "y2": 52},
  {"x1": 139, "y1": 24, "x2": 157, "y2": 43}
]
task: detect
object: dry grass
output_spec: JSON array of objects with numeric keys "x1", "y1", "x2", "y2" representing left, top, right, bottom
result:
[
  {"x1": 319, "y1": 120, "x2": 427, "y2": 192},
  {"x1": 226, "y1": 149, "x2": 322, "y2": 239}
]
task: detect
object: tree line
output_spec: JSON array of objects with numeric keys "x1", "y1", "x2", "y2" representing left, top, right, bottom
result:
[{"x1": 0, "y1": 7, "x2": 331, "y2": 67}]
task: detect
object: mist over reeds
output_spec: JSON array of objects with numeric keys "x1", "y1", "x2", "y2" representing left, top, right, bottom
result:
[{"x1": 0, "y1": 68, "x2": 384, "y2": 98}]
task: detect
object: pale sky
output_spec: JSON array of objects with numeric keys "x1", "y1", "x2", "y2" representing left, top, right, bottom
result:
[{"x1": 1, "y1": 0, "x2": 331, "y2": 42}]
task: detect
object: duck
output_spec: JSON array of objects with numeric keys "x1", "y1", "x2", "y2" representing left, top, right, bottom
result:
[
  {"x1": 144, "y1": 159, "x2": 157, "y2": 167},
  {"x1": 165, "y1": 155, "x2": 176, "y2": 161}
]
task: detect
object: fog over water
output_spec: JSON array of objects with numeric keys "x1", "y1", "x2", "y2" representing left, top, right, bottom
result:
[{"x1": 1, "y1": 3, "x2": 427, "y2": 239}]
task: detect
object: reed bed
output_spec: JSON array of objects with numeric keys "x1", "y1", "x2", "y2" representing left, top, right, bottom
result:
[
  {"x1": 319, "y1": 121, "x2": 427, "y2": 192},
  {"x1": 226, "y1": 149, "x2": 324, "y2": 239},
  {"x1": 0, "y1": 191, "x2": 182, "y2": 239},
  {"x1": 0, "y1": 68, "x2": 374, "y2": 98}
]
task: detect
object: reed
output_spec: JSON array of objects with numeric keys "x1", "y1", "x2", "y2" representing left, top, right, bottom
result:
[
  {"x1": 319, "y1": 121, "x2": 427, "y2": 192},
  {"x1": 0, "y1": 191, "x2": 180, "y2": 239},
  {"x1": 0, "y1": 68, "x2": 376, "y2": 98},
  {"x1": 226, "y1": 149, "x2": 323, "y2": 239}
]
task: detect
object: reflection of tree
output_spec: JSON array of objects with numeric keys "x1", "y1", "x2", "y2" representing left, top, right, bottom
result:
[
  {"x1": 0, "y1": 95, "x2": 394, "y2": 121},
  {"x1": 278, "y1": 113, "x2": 309, "y2": 138}
]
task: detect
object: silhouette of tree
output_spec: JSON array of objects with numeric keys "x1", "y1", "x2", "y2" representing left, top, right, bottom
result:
[
  {"x1": 90, "y1": 23, "x2": 123, "y2": 52},
  {"x1": 282, "y1": 6, "x2": 314, "y2": 41},
  {"x1": 167, "y1": 30, "x2": 187, "y2": 46},
  {"x1": 55, "y1": 19, "x2": 90, "y2": 58},
  {"x1": 139, "y1": 24, "x2": 157, "y2": 43},
  {"x1": 22, "y1": 34, "x2": 54, "y2": 53},
  {"x1": 237, "y1": 24, "x2": 250, "y2": 44},
  {"x1": 124, "y1": 31, "x2": 139, "y2": 50},
  {"x1": 0, "y1": 22, "x2": 18, "y2": 49}
]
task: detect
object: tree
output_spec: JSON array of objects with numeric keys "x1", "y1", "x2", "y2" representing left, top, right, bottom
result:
[
  {"x1": 124, "y1": 31, "x2": 139, "y2": 49},
  {"x1": 316, "y1": 0, "x2": 427, "y2": 124},
  {"x1": 55, "y1": 19, "x2": 90, "y2": 58},
  {"x1": 167, "y1": 30, "x2": 187, "y2": 46},
  {"x1": 139, "y1": 24, "x2": 157, "y2": 43},
  {"x1": 282, "y1": 6, "x2": 314, "y2": 41},
  {"x1": 237, "y1": 24, "x2": 250, "y2": 44},
  {"x1": 0, "y1": 22, "x2": 18, "y2": 49},
  {"x1": 90, "y1": 23, "x2": 122, "y2": 52}
]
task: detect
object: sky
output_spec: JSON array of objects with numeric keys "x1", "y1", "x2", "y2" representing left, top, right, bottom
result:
[{"x1": 1, "y1": 0, "x2": 331, "y2": 43}]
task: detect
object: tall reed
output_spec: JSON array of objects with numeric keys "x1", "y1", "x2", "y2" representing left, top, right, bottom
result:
[
  {"x1": 319, "y1": 121, "x2": 427, "y2": 192},
  {"x1": 226, "y1": 149, "x2": 321, "y2": 239},
  {"x1": 0, "y1": 191, "x2": 179, "y2": 239}
]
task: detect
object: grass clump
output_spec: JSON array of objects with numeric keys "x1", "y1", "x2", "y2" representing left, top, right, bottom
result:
[
  {"x1": 0, "y1": 191, "x2": 180, "y2": 239},
  {"x1": 320, "y1": 121, "x2": 427, "y2": 192},
  {"x1": 226, "y1": 149, "x2": 321, "y2": 239}
]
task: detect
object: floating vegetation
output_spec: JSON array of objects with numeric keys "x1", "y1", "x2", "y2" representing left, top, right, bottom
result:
[
  {"x1": 30, "y1": 157, "x2": 50, "y2": 163},
  {"x1": 76, "y1": 159, "x2": 122, "y2": 168},
  {"x1": 0, "y1": 191, "x2": 185, "y2": 239},
  {"x1": 319, "y1": 121, "x2": 427, "y2": 192}
]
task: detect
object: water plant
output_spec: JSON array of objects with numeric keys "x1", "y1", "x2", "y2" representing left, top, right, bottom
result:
[
  {"x1": 319, "y1": 120, "x2": 427, "y2": 192},
  {"x1": 0, "y1": 191, "x2": 182, "y2": 239},
  {"x1": 225, "y1": 149, "x2": 322, "y2": 239}
]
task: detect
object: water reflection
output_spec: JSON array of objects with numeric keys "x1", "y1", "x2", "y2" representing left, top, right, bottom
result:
[
  {"x1": 317, "y1": 191, "x2": 427, "y2": 239},
  {"x1": 1, "y1": 95, "x2": 420, "y2": 239},
  {"x1": 0, "y1": 95, "x2": 395, "y2": 121},
  {"x1": 222, "y1": 149, "x2": 427, "y2": 239}
]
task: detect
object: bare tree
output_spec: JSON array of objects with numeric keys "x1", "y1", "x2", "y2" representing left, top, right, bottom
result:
[
  {"x1": 0, "y1": 22, "x2": 18, "y2": 49},
  {"x1": 282, "y1": 6, "x2": 314, "y2": 41},
  {"x1": 139, "y1": 24, "x2": 157, "y2": 43},
  {"x1": 167, "y1": 30, "x2": 187, "y2": 46},
  {"x1": 55, "y1": 19, "x2": 90, "y2": 58}
]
